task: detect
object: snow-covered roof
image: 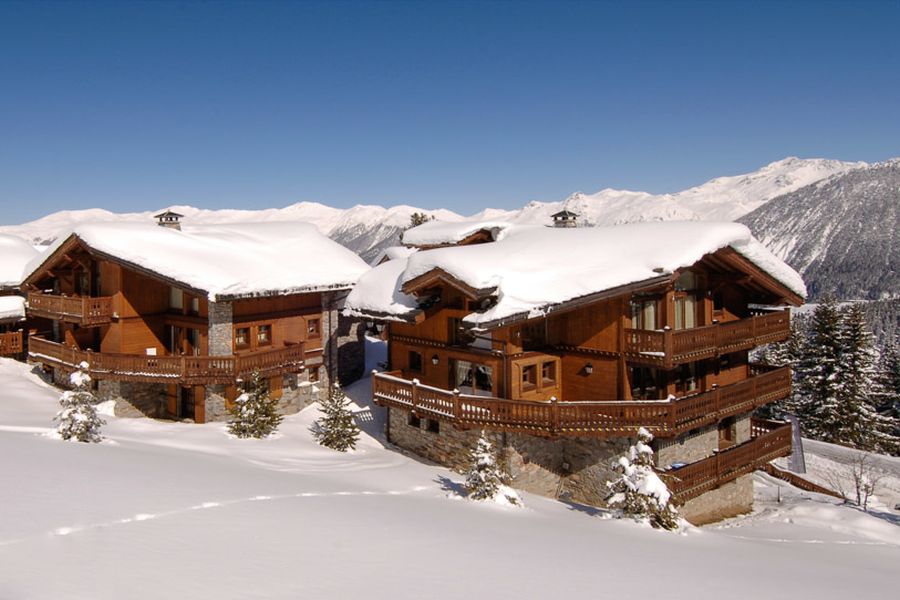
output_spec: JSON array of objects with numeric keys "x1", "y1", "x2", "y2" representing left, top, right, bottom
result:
[
  {"x1": 0, "y1": 295, "x2": 26, "y2": 322},
  {"x1": 369, "y1": 245, "x2": 418, "y2": 267},
  {"x1": 345, "y1": 221, "x2": 807, "y2": 327},
  {"x1": 401, "y1": 220, "x2": 512, "y2": 247},
  {"x1": 25, "y1": 222, "x2": 370, "y2": 301},
  {"x1": 0, "y1": 234, "x2": 40, "y2": 289}
]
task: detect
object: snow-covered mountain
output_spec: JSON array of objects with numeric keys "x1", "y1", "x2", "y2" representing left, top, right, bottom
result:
[
  {"x1": 739, "y1": 159, "x2": 900, "y2": 301},
  {"x1": 0, "y1": 157, "x2": 866, "y2": 263}
]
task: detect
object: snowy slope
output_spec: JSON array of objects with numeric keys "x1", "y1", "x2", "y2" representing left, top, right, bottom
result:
[
  {"x1": 0, "y1": 157, "x2": 861, "y2": 263},
  {"x1": 0, "y1": 355, "x2": 897, "y2": 599},
  {"x1": 0, "y1": 233, "x2": 39, "y2": 288},
  {"x1": 739, "y1": 159, "x2": 900, "y2": 300}
]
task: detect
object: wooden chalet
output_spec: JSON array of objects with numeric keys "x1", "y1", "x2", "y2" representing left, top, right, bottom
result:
[
  {"x1": 346, "y1": 220, "x2": 805, "y2": 523},
  {"x1": 23, "y1": 217, "x2": 369, "y2": 423}
]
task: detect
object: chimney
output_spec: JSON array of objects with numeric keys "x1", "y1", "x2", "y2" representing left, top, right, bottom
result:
[
  {"x1": 154, "y1": 210, "x2": 184, "y2": 231},
  {"x1": 551, "y1": 209, "x2": 578, "y2": 228}
]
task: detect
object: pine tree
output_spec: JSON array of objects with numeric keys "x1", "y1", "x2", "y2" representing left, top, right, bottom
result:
[
  {"x1": 463, "y1": 431, "x2": 520, "y2": 505},
  {"x1": 313, "y1": 385, "x2": 360, "y2": 452},
  {"x1": 228, "y1": 370, "x2": 283, "y2": 439},
  {"x1": 834, "y1": 303, "x2": 896, "y2": 452},
  {"x1": 54, "y1": 361, "x2": 105, "y2": 443},
  {"x1": 876, "y1": 340, "x2": 900, "y2": 425},
  {"x1": 606, "y1": 427, "x2": 679, "y2": 530},
  {"x1": 796, "y1": 298, "x2": 843, "y2": 440},
  {"x1": 408, "y1": 212, "x2": 433, "y2": 229},
  {"x1": 756, "y1": 318, "x2": 806, "y2": 418}
]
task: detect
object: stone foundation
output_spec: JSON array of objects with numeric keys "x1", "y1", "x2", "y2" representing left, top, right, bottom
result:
[
  {"x1": 202, "y1": 370, "x2": 323, "y2": 422},
  {"x1": 679, "y1": 474, "x2": 754, "y2": 525},
  {"x1": 323, "y1": 291, "x2": 365, "y2": 387},
  {"x1": 387, "y1": 406, "x2": 757, "y2": 524},
  {"x1": 97, "y1": 380, "x2": 169, "y2": 418}
]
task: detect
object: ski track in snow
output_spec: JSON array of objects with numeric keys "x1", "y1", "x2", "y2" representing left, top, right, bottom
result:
[{"x1": 0, "y1": 486, "x2": 431, "y2": 548}]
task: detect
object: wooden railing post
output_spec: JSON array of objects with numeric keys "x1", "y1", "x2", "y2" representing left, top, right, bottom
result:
[
  {"x1": 452, "y1": 388, "x2": 461, "y2": 420},
  {"x1": 751, "y1": 314, "x2": 758, "y2": 341},
  {"x1": 663, "y1": 327, "x2": 673, "y2": 369},
  {"x1": 550, "y1": 396, "x2": 560, "y2": 435},
  {"x1": 411, "y1": 378, "x2": 419, "y2": 414}
]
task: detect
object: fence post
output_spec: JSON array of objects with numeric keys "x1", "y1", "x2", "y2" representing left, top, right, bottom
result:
[
  {"x1": 453, "y1": 388, "x2": 461, "y2": 421},
  {"x1": 663, "y1": 327, "x2": 673, "y2": 369},
  {"x1": 411, "y1": 378, "x2": 419, "y2": 415},
  {"x1": 550, "y1": 396, "x2": 559, "y2": 435}
]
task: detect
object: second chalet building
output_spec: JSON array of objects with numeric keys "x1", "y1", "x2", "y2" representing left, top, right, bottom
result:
[
  {"x1": 0, "y1": 233, "x2": 39, "y2": 359},
  {"x1": 346, "y1": 219, "x2": 806, "y2": 524},
  {"x1": 23, "y1": 216, "x2": 369, "y2": 422}
]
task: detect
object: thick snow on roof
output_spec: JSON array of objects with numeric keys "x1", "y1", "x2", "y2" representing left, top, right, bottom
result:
[
  {"x1": 401, "y1": 220, "x2": 512, "y2": 247},
  {"x1": 369, "y1": 245, "x2": 417, "y2": 267},
  {"x1": 27, "y1": 222, "x2": 370, "y2": 301},
  {"x1": 0, "y1": 234, "x2": 40, "y2": 288},
  {"x1": 346, "y1": 221, "x2": 806, "y2": 326},
  {"x1": 0, "y1": 295, "x2": 26, "y2": 322}
]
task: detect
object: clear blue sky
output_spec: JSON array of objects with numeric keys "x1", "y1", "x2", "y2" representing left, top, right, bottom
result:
[{"x1": 1, "y1": 0, "x2": 898, "y2": 224}]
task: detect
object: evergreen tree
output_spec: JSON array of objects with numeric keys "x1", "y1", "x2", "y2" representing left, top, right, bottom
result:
[
  {"x1": 54, "y1": 361, "x2": 105, "y2": 443},
  {"x1": 408, "y1": 212, "x2": 433, "y2": 229},
  {"x1": 463, "y1": 431, "x2": 520, "y2": 505},
  {"x1": 756, "y1": 318, "x2": 806, "y2": 418},
  {"x1": 796, "y1": 298, "x2": 843, "y2": 440},
  {"x1": 313, "y1": 385, "x2": 360, "y2": 452},
  {"x1": 834, "y1": 303, "x2": 896, "y2": 452},
  {"x1": 606, "y1": 427, "x2": 679, "y2": 530},
  {"x1": 228, "y1": 370, "x2": 283, "y2": 439},
  {"x1": 876, "y1": 340, "x2": 900, "y2": 424}
]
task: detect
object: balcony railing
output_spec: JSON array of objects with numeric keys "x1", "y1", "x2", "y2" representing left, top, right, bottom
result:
[
  {"x1": 28, "y1": 336, "x2": 311, "y2": 385},
  {"x1": 662, "y1": 419, "x2": 792, "y2": 503},
  {"x1": 624, "y1": 311, "x2": 790, "y2": 368},
  {"x1": 28, "y1": 292, "x2": 114, "y2": 326},
  {"x1": 371, "y1": 366, "x2": 791, "y2": 439},
  {"x1": 0, "y1": 330, "x2": 23, "y2": 356}
]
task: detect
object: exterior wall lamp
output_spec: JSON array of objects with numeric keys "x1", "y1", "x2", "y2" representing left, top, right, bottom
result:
[
  {"x1": 431, "y1": 354, "x2": 440, "y2": 365},
  {"x1": 584, "y1": 362, "x2": 593, "y2": 375}
]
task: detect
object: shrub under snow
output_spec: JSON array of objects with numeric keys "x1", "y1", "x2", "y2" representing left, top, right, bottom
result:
[
  {"x1": 54, "y1": 361, "x2": 105, "y2": 443},
  {"x1": 228, "y1": 370, "x2": 283, "y2": 439},
  {"x1": 607, "y1": 427, "x2": 679, "y2": 530},
  {"x1": 464, "y1": 431, "x2": 521, "y2": 506}
]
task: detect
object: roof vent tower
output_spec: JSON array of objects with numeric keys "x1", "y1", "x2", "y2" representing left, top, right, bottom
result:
[
  {"x1": 154, "y1": 210, "x2": 184, "y2": 231},
  {"x1": 551, "y1": 209, "x2": 578, "y2": 228}
]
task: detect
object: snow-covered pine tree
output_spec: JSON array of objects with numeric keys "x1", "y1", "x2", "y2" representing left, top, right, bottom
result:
[
  {"x1": 836, "y1": 304, "x2": 897, "y2": 453},
  {"x1": 54, "y1": 361, "x2": 105, "y2": 443},
  {"x1": 463, "y1": 431, "x2": 520, "y2": 505},
  {"x1": 756, "y1": 318, "x2": 806, "y2": 418},
  {"x1": 313, "y1": 385, "x2": 360, "y2": 452},
  {"x1": 606, "y1": 427, "x2": 679, "y2": 530},
  {"x1": 227, "y1": 370, "x2": 283, "y2": 439},
  {"x1": 796, "y1": 298, "x2": 843, "y2": 440},
  {"x1": 876, "y1": 340, "x2": 900, "y2": 428}
]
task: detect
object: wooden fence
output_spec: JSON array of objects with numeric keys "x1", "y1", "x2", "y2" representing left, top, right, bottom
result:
[
  {"x1": 28, "y1": 336, "x2": 308, "y2": 384},
  {"x1": 372, "y1": 366, "x2": 791, "y2": 439},
  {"x1": 0, "y1": 331, "x2": 24, "y2": 356},
  {"x1": 28, "y1": 293, "x2": 114, "y2": 325}
]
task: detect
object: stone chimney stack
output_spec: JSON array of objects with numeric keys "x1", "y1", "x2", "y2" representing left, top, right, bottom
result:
[
  {"x1": 550, "y1": 209, "x2": 578, "y2": 228},
  {"x1": 154, "y1": 210, "x2": 184, "y2": 231}
]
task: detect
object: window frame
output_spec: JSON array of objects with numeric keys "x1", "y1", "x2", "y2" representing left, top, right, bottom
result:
[{"x1": 234, "y1": 326, "x2": 251, "y2": 350}]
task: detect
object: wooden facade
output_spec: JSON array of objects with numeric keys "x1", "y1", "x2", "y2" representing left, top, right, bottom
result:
[
  {"x1": 371, "y1": 243, "x2": 801, "y2": 504},
  {"x1": 24, "y1": 236, "x2": 330, "y2": 422}
]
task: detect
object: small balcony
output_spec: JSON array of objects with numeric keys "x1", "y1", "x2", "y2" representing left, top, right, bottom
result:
[
  {"x1": 661, "y1": 419, "x2": 792, "y2": 503},
  {"x1": 371, "y1": 365, "x2": 791, "y2": 439},
  {"x1": 624, "y1": 310, "x2": 790, "y2": 368},
  {"x1": 28, "y1": 336, "x2": 312, "y2": 385},
  {"x1": 28, "y1": 292, "x2": 114, "y2": 326},
  {"x1": 0, "y1": 330, "x2": 23, "y2": 356}
]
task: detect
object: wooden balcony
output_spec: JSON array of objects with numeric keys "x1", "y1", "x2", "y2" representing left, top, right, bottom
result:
[
  {"x1": 624, "y1": 310, "x2": 790, "y2": 368},
  {"x1": 28, "y1": 292, "x2": 114, "y2": 326},
  {"x1": 28, "y1": 336, "x2": 312, "y2": 385},
  {"x1": 371, "y1": 365, "x2": 791, "y2": 439},
  {"x1": 662, "y1": 418, "x2": 792, "y2": 503},
  {"x1": 0, "y1": 330, "x2": 24, "y2": 356}
]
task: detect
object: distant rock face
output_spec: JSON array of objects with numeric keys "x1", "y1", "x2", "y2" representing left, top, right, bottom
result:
[{"x1": 739, "y1": 160, "x2": 900, "y2": 301}]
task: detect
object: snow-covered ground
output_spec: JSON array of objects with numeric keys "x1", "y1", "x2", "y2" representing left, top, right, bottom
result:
[{"x1": 0, "y1": 346, "x2": 897, "y2": 599}]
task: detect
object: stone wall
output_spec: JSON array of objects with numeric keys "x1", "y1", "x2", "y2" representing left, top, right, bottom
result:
[
  {"x1": 208, "y1": 300, "x2": 233, "y2": 356},
  {"x1": 679, "y1": 474, "x2": 754, "y2": 525},
  {"x1": 322, "y1": 291, "x2": 365, "y2": 387},
  {"x1": 97, "y1": 380, "x2": 168, "y2": 419},
  {"x1": 655, "y1": 424, "x2": 719, "y2": 467},
  {"x1": 203, "y1": 369, "x2": 323, "y2": 423}
]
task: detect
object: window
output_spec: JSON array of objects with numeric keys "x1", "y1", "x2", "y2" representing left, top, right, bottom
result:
[
  {"x1": 169, "y1": 287, "x2": 184, "y2": 310},
  {"x1": 257, "y1": 324, "x2": 272, "y2": 345},
  {"x1": 674, "y1": 362, "x2": 699, "y2": 394},
  {"x1": 674, "y1": 294, "x2": 697, "y2": 330},
  {"x1": 451, "y1": 360, "x2": 493, "y2": 396},
  {"x1": 307, "y1": 318, "x2": 321, "y2": 338},
  {"x1": 631, "y1": 366, "x2": 660, "y2": 400},
  {"x1": 631, "y1": 298, "x2": 658, "y2": 330},
  {"x1": 675, "y1": 270, "x2": 697, "y2": 291},
  {"x1": 408, "y1": 413, "x2": 421, "y2": 428},
  {"x1": 522, "y1": 364, "x2": 537, "y2": 389},
  {"x1": 408, "y1": 350, "x2": 423, "y2": 373},
  {"x1": 426, "y1": 419, "x2": 440, "y2": 434},
  {"x1": 235, "y1": 327, "x2": 250, "y2": 349},
  {"x1": 190, "y1": 296, "x2": 200, "y2": 314},
  {"x1": 542, "y1": 361, "x2": 556, "y2": 385}
]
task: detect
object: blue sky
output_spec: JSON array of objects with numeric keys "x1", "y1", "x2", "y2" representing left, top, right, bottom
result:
[{"x1": 1, "y1": 0, "x2": 898, "y2": 224}]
